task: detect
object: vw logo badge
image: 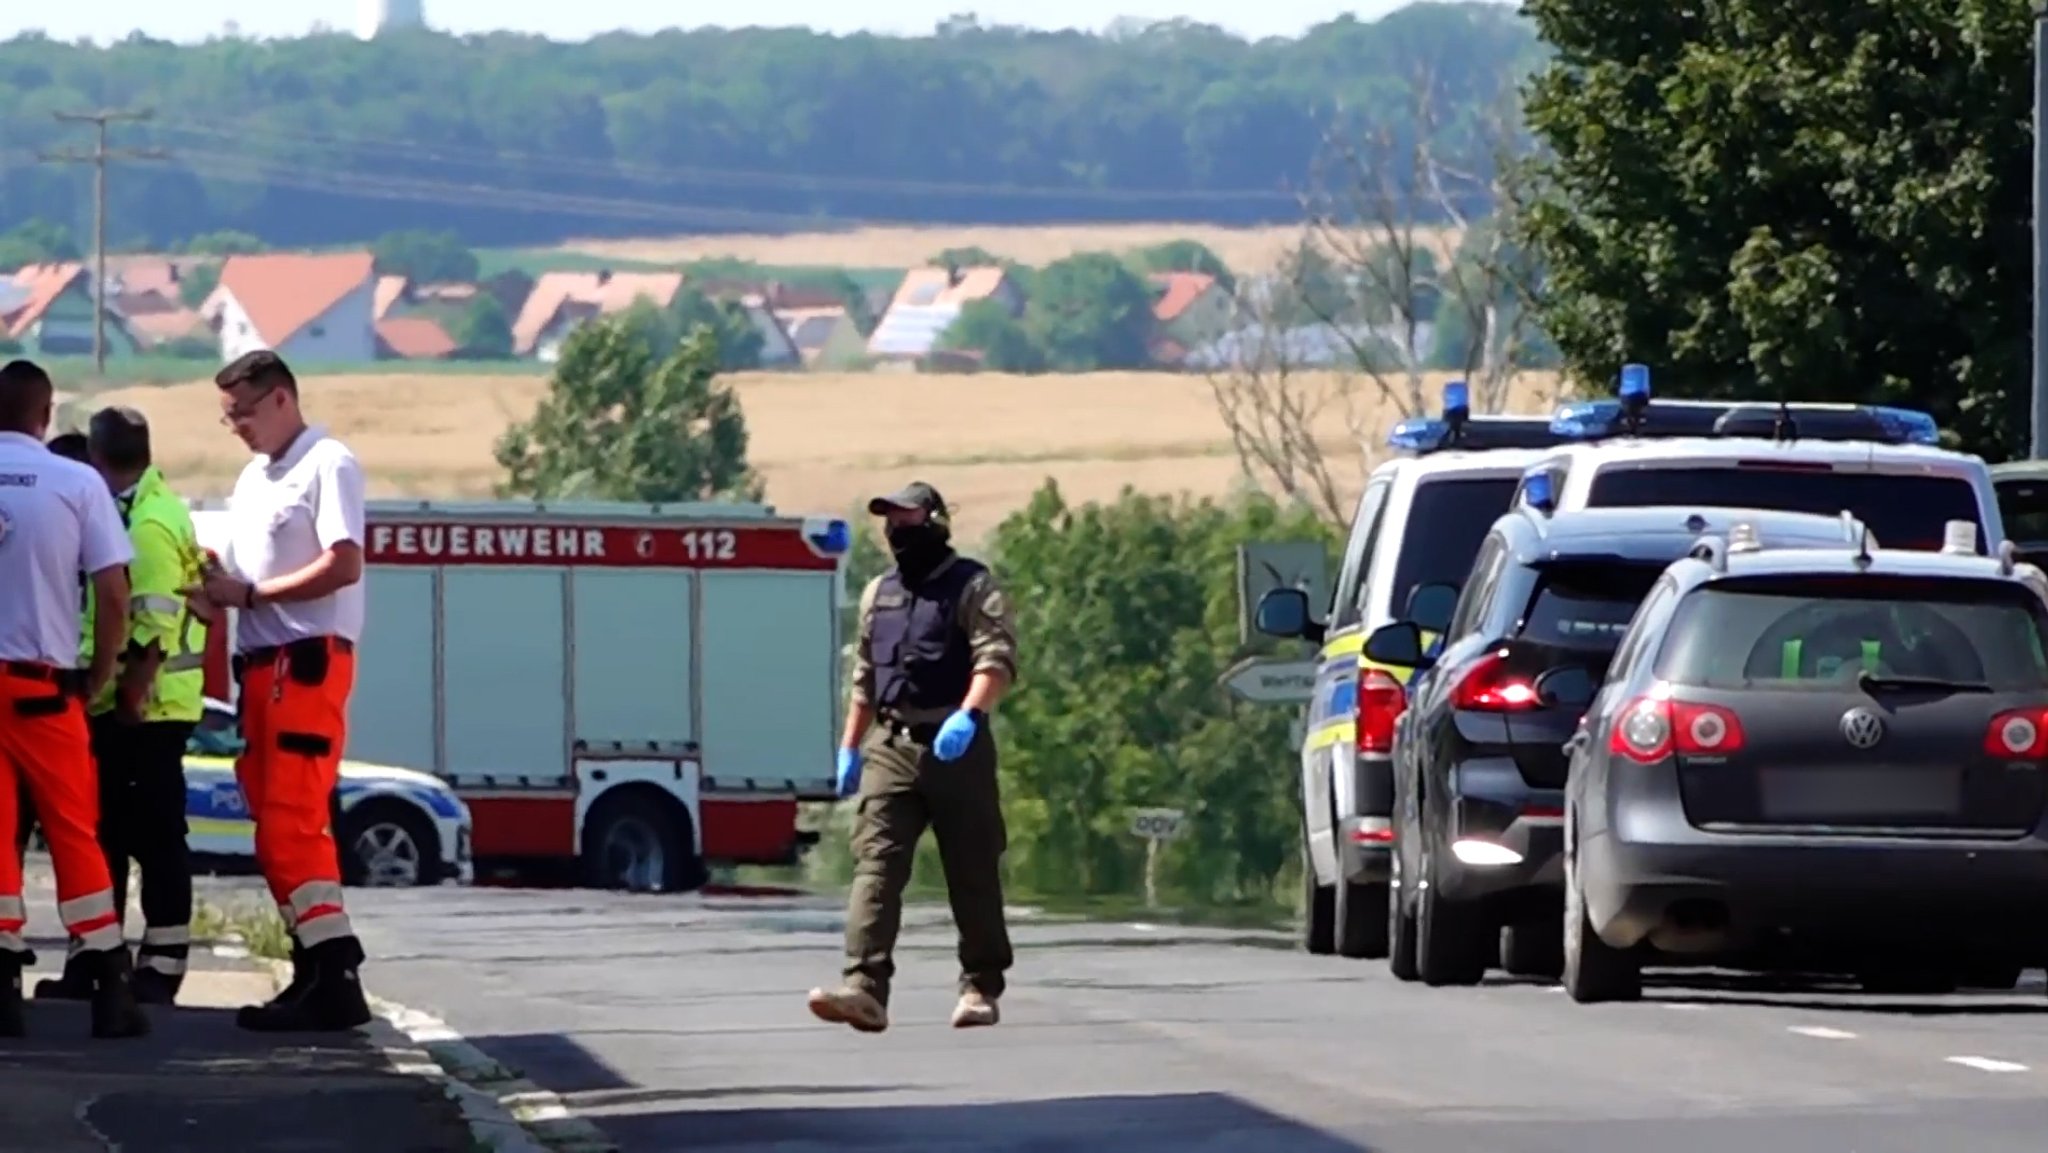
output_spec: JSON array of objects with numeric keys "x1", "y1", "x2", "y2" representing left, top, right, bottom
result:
[{"x1": 1840, "y1": 707, "x2": 1885, "y2": 749}]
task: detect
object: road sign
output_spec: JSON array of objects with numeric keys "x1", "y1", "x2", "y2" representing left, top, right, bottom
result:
[
  {"x1": 1237, "y1": 540, "x2": 1330, "y2": 645},
  {"x1": 1128, "y1": 807, "x2": 1185, "y2": 841},
  {"x1": 1220, "y1": 655, "x2": 1320, "y2": 705}
]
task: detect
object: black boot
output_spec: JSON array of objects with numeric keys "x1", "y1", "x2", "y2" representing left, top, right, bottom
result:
[
  {"x1": 234, "y1": 939, "x2": 309, "y2": 1027},
  {"x1": 0, "y1": 950, "x2": 24, "y2": 1038},
  {"x1": 88, "y1": 947, "x2": 150, "y2": 1040},
  {"x1": 236, "y1": 937, "x2": 370, "y2": 1033},
  {"x1": 131, "y1": 967, "x2": 182, "y2": 1006},
  {"x1": 32, "y1": 948, "x2": 96, "y2": 1001}
]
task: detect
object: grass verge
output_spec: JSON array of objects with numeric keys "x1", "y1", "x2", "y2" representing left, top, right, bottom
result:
[{"x1": 191, "y1": 896, "x2": 295, "y2": 960}]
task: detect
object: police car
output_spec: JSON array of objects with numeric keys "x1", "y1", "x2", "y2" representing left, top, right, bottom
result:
[
  {"x1": 1559, "y1": 521, "x2": 2048, "y2": 1002},
  {"x1": 188, "y1": 699, "x2": 474, "y2": 887},
  {"x1": 1254, "y1": 384, "x2": 1582, "y2": 960},
  {"x1": 1514, "y1": 365, "x2": 2005, "y2": 550}
]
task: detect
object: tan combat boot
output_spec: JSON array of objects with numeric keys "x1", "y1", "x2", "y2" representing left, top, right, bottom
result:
[
  {"x1": 806, "y1": 985, "x2": 888, "y2": 1033},
  {"x1": 950, "y1": 990, "x2": 999, "y2": 1028}
]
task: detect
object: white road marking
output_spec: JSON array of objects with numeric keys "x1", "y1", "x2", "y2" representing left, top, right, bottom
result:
[
  {"x1": 369, "y1": 994, "x2": 618, "y2": 1150},
  {"x1": 1788, "y1": 1025, "x2": 1857, "y2": 1040},
  {"x1": 1946, "y1": 1056, "x2": 2029, "y2": 1074},
  {"x1": 1662, "y1": 1003, "x2": 1707, "y2": 1012}
]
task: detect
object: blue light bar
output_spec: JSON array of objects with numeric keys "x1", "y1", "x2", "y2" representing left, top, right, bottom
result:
[
  {"x1": 1865, "y1": 406, "x2": 1940, "y2": 446},
  {"x1": 804, "y1": 517, "x2": 853, "y2": 556},
  {"x1": 1548, "y1": 398, "x2": 1941, "y2": 446},
  {"x1": 1522, "y1": 468, "x2": 1555, "y2": 511},
  {"x1": 1619, "y1": 363, "x2": 1651, "y2": 400},
  {"x1": 1443, "y1": 379, "x2": 1470, "y2": 416},
  {"x1": 1387, "y1": 417, "x2": 1452, "y2": 453}
]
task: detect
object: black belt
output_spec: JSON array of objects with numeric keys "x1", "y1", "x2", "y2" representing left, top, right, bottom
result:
[
  {"x1": 879, "y1": 716, "x2": 943, "y2": 744},
  {"x1": 241, "y1": 636, "x2": 355, "y2": 664},
  {"x1": 1, "y1": 661, "x2": 84, "y2": 694}
]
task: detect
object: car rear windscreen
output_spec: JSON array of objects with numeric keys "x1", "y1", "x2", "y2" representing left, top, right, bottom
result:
[
  {"x1": 1653, "y1": 576, "x2": 2048, "y2": 690},
  {"x1": 1517, "y1": 563, "x2": 1665, "y2": 655},
  {"x1": 1388, "y1": 477, "x2": 1519, "y2": 616},
  {"x1": 1587, "y1": 467, "x2": 1982, "y2": 550},
  {"x1": 1996, "y1": 477, "x2": 2048, "y2": 545}
]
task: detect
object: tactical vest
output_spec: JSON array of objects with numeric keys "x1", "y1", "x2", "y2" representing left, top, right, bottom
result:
[{"x1": 870, "y1": 557, "x2": 984, "y2": 714}]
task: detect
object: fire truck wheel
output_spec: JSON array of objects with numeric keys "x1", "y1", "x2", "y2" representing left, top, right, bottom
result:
[{"x1": 580, "y1": 789, "x2": 706, "y2": 894}]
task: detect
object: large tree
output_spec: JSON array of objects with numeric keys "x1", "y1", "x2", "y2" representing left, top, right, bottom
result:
[
  {"x1": 495, "y1": 311, "x2": 763, "y2": 502},
  {"x1": 1519, "y1": 0, "x2": 2034, "y2": 455}
]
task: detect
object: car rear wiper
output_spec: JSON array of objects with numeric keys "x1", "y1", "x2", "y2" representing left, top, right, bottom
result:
[{"x1": 1856, "y1": 671, "x2": 1992, "y2": 694}]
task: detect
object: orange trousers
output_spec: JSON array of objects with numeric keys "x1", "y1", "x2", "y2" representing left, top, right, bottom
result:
[
  {"x1": 236, "y1": 640, "x2": 356, "y2": 948},
  {"x1": 0, "y1": 665, "x2": 123, "y2": 955}
]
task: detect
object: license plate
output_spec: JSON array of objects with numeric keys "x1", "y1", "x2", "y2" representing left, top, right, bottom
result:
[{"x1": 1759, "y1": 767, "x2": 1961, "y2": 822}]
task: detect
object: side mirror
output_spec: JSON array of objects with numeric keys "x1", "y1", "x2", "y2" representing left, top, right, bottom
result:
[
  {"x1": 1405, "y1": 583, "x2": 1459, "y2": 634},
  {"x1": 1255, "y1": 588, "x2": 1323, "y2": 643},
  {"x1": 1365, "y1": 621, "x2": 1428, "y2": 668}
]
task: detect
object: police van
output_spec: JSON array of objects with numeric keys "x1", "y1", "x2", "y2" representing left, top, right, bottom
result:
[
  {"x1": 1515, "y1": 366, "x2": 2005, "y2": 551},
  {"x1": 1254, "y1": 384, "x2": 1583, "y2": 959}
]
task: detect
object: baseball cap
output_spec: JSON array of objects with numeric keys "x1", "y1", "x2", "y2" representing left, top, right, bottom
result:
[{"x1": 867, "y1": 481, "x2": 948, "y2": 519}]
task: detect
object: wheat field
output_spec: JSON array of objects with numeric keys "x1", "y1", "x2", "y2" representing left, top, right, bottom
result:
[
  {"x1": 107, "y1": 369, "x2": 1562, "y2": 540},
  {"x1": 558, "y1": 223, "x2": 1467, "y2": 274}
]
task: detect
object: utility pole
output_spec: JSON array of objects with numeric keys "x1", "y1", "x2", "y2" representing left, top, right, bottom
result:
[
  {"x1": 2034, "y1": 1, "x2": 2048, "y2": 457},
  {"x1": 38, "y1": 109, "x2": 168, "y2": 376}
]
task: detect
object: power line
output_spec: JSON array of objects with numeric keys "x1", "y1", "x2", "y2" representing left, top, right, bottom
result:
[
  {"x1": 38, "y1": 109, "x2": 170, "y2": 373},
  {"x1": 152, "y1": 117, "x2": 1298, "y2": 204}
]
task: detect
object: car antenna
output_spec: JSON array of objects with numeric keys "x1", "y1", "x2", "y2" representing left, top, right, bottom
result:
[
  {"x1": 1773, "y1": 377, "x2": 1799, "y2": 443},
  {"x1": 1853, "y1": 522, "x2": 1873, "y2": 569}
]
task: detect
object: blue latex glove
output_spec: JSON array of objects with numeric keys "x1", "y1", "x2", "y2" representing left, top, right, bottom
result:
[
  {"x1": 933, "y1": 709, "x2": 979, "y2": 761},
  {"x1": 835, "y1": 747, "x2": 862, "y2": 798}
]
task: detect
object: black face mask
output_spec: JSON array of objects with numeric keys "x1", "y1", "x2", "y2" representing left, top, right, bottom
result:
[{"x1": 886, "y1": 522, "x2": 949, "y2": 577}]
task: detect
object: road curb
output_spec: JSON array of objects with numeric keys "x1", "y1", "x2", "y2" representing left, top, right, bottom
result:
[{"x1": 250, "y1": 955, "x2": 617, "y2": 1153}]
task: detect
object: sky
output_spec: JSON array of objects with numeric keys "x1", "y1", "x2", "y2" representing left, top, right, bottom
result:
[{"x1": 2, "y1": 0, "x2": 1485, "y2": 45}]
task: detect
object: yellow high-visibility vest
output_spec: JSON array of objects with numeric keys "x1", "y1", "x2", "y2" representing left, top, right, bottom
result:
[{"x1": 83, "y1": 467, "x2": 207, "y2": 723}]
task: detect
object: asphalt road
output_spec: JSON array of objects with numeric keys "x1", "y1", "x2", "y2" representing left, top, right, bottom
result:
[{"x1": 319, "y1": 882, "x2": 2048, "y2": 1153}]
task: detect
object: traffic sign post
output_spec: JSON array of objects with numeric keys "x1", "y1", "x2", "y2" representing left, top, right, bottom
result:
[
  {"x1": 1128, "y1": 807, "x2": 1185, "y2": 909},
  {"x1": 1236, "y1": 540, "x2": 1330, "y2": 646},
  {"x1": 1219, "y1": 655, "x2": 1319, "y2": 705}
]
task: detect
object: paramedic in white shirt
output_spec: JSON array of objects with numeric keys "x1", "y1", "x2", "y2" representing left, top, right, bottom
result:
[
  {"x1": 184, "y1": 349, "x2": 371, "y2": 1033},
  {"x1": 0, "y1": 358, "x2": 149, "y2": 1039}
]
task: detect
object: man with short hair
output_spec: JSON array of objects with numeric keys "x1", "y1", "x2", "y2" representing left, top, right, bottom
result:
[
  {"x1": 185, "y1": 350, "x2": 371, "y2": 1033},
  {"x1": 36, "y1": 407, "x2": 208, "y2": 1005},
  {"x1": 0, "y1": 359, "x2": 149, "y2": 1039}
]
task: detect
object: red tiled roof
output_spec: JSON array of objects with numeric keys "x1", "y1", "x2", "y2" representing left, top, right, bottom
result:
[
  {"x1": 217, "y1": 252, "x2": 375, "y2": 347},
  {"x1": 511, "y1": 271, "x2": 685, "y2": 355},
  {"x1": 2, "y1": 263, "x2": 86, "y2": 339},
  {"x1": 1150, "y1": 272, "x2": 1218, "y2": 322},
  {"x1": 375, "y1": 315, "x2": 459, "y2": 360}
]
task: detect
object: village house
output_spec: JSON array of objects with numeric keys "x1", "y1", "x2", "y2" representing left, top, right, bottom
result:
[
  {"x1": 511, "y1": 270, "x2": 686, "y2": 362},
  {"x1": 205, "y1": 252, "x2": 378, "y2": 363},
  {"x1": 0, "y1": 263, "x2": 136, "y2": 357},
  {"x1": 775, "y1": 304, "x2": 868, "y2": 368},
  {"x1": 101, "y1": 255, "x2": 215, "y2": 352},
  {"x1": 1148, "y1": 272, "x2": 1236, "y2": 366},
  {"x1": 866, "y1": 265, "x2": 1023, "y2": 360}
]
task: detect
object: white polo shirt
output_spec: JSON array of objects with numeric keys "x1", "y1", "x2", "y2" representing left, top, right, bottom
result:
[
  {"x1": 222, "y1": 425, "x2": 367, "y2": 652},
  {"x1": 0, "y1": 431, "x2": 133, "y2": 666}
]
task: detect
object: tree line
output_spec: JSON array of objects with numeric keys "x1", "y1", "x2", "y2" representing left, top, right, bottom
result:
[{"x1": 0, "y1": 4, "x2": 1539, "y2": 250}]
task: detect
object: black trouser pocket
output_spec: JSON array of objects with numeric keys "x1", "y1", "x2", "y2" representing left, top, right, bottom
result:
[
  {"x1": 277, "y1": 731, "x2": 332, "y2": 756},
  {"x1": 284, "y1": 639, "x2": 330, "y2": 687},
  {"x1": 13, "y1": 695, "x2": 67, "y2": 717}
]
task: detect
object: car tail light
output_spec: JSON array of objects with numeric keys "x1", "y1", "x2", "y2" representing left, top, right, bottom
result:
[
  {"x1": 1356, "y1": 669, "x2": 1406, "y2": 754},
  {"x1": 1985, "y1": 708, "x2": 2048, "y2": 758},
  {"x1": 1451, "y1": 651, "x2": 1540, "y2": 712},
  {"x1": 1610, "y1": 694, "x2": 1746, "y2": 764}
]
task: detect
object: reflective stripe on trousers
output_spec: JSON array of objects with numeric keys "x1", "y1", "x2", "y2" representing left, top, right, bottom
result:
[{"x1": 139, "y1": 923, "x2": 191, "y2": 975}]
